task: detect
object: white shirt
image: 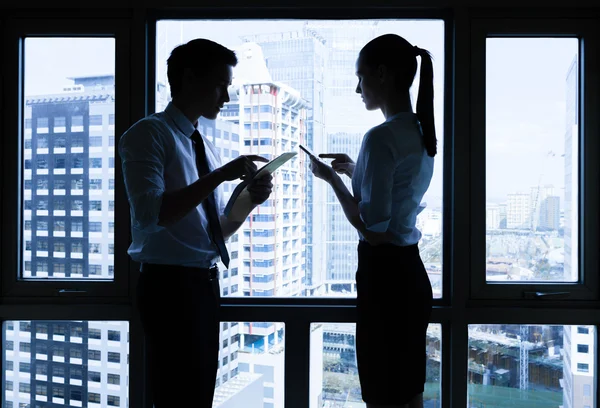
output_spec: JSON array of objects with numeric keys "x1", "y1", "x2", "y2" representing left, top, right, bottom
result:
[
  {"x1": 118, "y1": 102, "x2": 226, "y2": 268},
  {"x1": 351, "y1": 112, "x2": 434, "y2": 246}
]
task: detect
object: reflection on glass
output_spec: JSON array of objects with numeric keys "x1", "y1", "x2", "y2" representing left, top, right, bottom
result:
[
  {"x1": 22, "y1": 37, "x2": 116, "y2": 280},
  {"x1": 157, "y1": 20, "x2": 444, "y2": 298},
  {"x1": 3, "y1": 320, "x2": 129, "y2": 407},
  {"x1": 216, "y1": 322, "x2": 285, "y2": 407},
  {"x1": 310, "y1": 323, "x2": 441, "y2": 407},
  {"x1": 485, "y1": 38, "x2": 579, "y2": 282},
  {"x1": 467, "y1": 324, "x2": 596, "y2": 408}
]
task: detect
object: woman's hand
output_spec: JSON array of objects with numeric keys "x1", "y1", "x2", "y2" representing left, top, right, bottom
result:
[
  {"x1": 319, "y1": 153, "x2": 355, "y2": 178},
  {"x1": 309, "y1": 156, "x2": 337, "y2": 183}
]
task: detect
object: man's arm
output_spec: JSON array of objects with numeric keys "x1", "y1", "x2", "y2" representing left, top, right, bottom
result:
[
  {"x1": 158, "y1": 171, "x2": 227, "y2": 227},
  {"x1": 119, "y1": 121, "x2": 168, "y2": 233},
  {"x1": 119, "y1": 121, "x2": 231, "y2": 230},
  {"x1": 219, "y1": 175, "x2": 274, "y2": 240},
  {"x1": 221, "y1": 216, "x2": 249, "y2": 241}
]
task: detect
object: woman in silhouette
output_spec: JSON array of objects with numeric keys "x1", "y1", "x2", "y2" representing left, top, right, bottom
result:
[{"x1": 310, "y1": 34, "x2": 435, "y2": 408}]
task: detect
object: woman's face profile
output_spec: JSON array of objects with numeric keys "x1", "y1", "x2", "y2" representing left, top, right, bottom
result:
[{"x1": 355, "y1": 56, "x2": 384, "y2": 112}]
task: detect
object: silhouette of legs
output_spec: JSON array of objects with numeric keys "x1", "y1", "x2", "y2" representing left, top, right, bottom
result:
[
  {"x1": 137, "y1": 267, "x2": 221, "y2": 408},
  {"x1": 355, "y1": 242, "x2": 432, "y2": 408}
]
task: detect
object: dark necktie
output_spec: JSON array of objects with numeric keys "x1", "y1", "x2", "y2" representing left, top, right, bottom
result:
[{"x1": 191, "y1": 130, "x2": 230, "y2": 269}]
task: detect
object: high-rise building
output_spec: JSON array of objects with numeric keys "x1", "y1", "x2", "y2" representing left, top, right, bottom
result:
[
  {"x1": 10, "y1": 75, "x2": 129, "y2": 408},
  {"x1": 486, "y1": 203, "x2": 502, "y2": 230},
  {"x1": 306, "y1": 21, "x2": 382, "y2": 294},
  {"x1": 538, "y1": 196, "x2": 560, "y2": 231},
  {"x1": 217, "y1": 42, "x2": 309, "y2": 408},
  {"x1": 506, "y1": 192, "x2": 531, "y2": 229},
  {"x1": 562, "y1": 55, "x2": 594, "y2": 408},
  {"x1": 11, "y1": 74, "x2": 250, "y2": 408},
  {"x1": 243, "y1": 27, "x2": 328, "y2": 296},
  {"x1": 23, "y1": 75, "x2": 116, "y2": 280},
  {"x1": 564, "y1": 55, "x2": 578, "y2": 282},
  {"x1": 4, "y1": 320, "x2": 129, "y2": 408}
]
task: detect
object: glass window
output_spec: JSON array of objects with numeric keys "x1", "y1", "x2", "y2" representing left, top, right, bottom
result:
[
  {"x1": 468, "y1": 324, "x2": 596, "y2": 406},
  {"x1": 156, "y1": 19, "x2": 444, "y2": 299},
  {"x1": 107, "y1": 351, "x2": 120, "y2": 363},
  {"x1": 486, "y1": 38, "x2": 578, "y2": 283},
  {"x1": 21, "y1": 37, "x2": 116, "y2": 282},
  {"x1": 310, "y1": 322, "x2": 440, "y2": 406}
]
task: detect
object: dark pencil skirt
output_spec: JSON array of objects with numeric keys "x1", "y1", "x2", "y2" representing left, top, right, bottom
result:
[{"x1": 355, "y1": 240, "x2": 433, "y2": 405}]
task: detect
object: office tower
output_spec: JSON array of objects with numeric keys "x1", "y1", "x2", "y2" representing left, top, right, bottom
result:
[
  {"x1": 218, "y1": 42, "x2": 308, "y2": 408},
  {"x1": 561, "y1": 55, "x2": 594, "y2": 408},
  {"x1": 223, "y1": 42, "x2": 308, "y2": 299},
  {"x1": 4, "y1": 320, "x2": 129, "y2": 408},
  {"x1": 13, "y1": 74, "x2": 247, "y2": 407},
  {"x1": 244, "y1": 26, "x2": 328, "y2": 297},
  {"x1": 562, "y1": 325, "x2": 595, "y2": 408},
  {"x1": 538, "y1": 196, "x2": 560, "y2": 231},
  {"x1": 506, "y1": 192, "x2": 531, "y2": 229},
  {"x1": 23, "y1": 75, "x2": 116, "y2": 280},
  {"x1": 486, "y1": 203, "x2": 502, "y2": 230},
  {"x1": 306, "y1": 21, "x2": 382, "y2": 294},
  {"x1": 11, "y1": 75, "x2": 128, "y2": 407},
  {"x1": 564, "y1": 55, "x2": 578, "y2": 282}
]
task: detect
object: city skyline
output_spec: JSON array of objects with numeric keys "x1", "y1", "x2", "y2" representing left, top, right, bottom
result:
[{"x1": 24, "y1": 26, "x2": 577, "y2": 203}]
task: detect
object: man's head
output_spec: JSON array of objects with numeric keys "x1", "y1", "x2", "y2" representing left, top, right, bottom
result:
[{"x1": 167, "y1": 39, "x2": 238, "y2": 120}]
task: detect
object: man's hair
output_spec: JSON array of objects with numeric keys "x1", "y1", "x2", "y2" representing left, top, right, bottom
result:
[{"x1": 167, "y1": 38, "x2": 238, "y2": 97}]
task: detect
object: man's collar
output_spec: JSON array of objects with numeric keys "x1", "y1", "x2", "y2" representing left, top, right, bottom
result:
[{"x1": 165, "y1": 102, "x2": 196, "y2": 138}]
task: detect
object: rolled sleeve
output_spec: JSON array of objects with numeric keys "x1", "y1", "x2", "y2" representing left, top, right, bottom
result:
[
  {"x1": 358, "y1": 130, "x2": 398, "y2": 233},
  {"x1": 118, "y1": 120, "x2": 167, "y2": 233}
]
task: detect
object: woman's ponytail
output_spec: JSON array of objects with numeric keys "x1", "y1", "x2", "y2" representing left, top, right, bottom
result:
[{"x1": 414, "y1": 46, "x2": 437, "y2": 157}]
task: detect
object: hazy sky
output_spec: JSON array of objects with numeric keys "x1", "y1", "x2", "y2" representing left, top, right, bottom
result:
[{"x1": 23, "y1": 21, "x2": 577, "y2": 206}]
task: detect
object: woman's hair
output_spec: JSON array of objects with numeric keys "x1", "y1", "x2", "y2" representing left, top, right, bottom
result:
[{"x1": 359, "y1": 34, "x2": 437, "y2": 157}]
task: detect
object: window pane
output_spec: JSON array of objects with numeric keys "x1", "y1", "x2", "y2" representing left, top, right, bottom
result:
[
  {"x1": 486, "y1": 38, "x2": 579, "y2": 282},
  {"x1": 22, "y1": 38, "x2": 116, "y2": 280},
  {"x1": 467, "y1": 324, "x2": 596, "y2": 407},
  {"x1": 310, "y1": 323, "x2": 441, "y2": 407},
  {"x1": 157, "y1": 20, "x2": 444, "y2": 298},
  {"x1": 215, "y1": 321, "x2": 284, "y2": 406},
  {"x1": 3, "y1": 321, "x2": 129, "y2": 407}
]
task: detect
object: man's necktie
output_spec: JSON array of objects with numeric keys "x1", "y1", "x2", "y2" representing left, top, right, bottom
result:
[{"x1": 190, "y1": 130, "x2": 230, "y2": 269}]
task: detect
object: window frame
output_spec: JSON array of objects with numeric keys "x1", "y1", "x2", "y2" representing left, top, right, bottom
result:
[
  {"x1": 0, "y1": 7, "x2": 599, "y2": 408},
  {"x1": 1, "y1": 17, "x2": 132, "y2": 299},
  {"x1": 469, "y1": 18, "x2": 600, "y2": 301},
  {"x1": 147, "y1": 8, "x2": 454, "y2": 307}
]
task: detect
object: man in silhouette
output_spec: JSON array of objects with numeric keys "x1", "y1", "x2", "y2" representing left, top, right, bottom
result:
[{"x1": 119, "y1": 38, "x2": 273, "y2": 408}]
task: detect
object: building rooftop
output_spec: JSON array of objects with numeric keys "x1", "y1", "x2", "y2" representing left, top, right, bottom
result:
[{"x1": 212, "y1": 372, "x2": 263, "y2": 406}]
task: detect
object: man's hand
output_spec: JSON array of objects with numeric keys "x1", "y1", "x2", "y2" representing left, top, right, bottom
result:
[
  {"x1": 247, "y1": 174, "x2": 273, "y2": 204},
  {"x1": 217, "y1": 155, "x2": 269, "y2": 181},
  {"x1": 319, "y1": 153, "x2": 356, "y2": 178}
]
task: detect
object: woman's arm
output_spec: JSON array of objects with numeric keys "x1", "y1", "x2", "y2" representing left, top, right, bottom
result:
[{"x1": 327, "y1": 173, "x2": 394, "y2": 245}]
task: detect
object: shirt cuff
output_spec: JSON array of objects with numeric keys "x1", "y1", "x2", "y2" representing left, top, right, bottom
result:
[{"x1": 360, "y1": 213, "x2": 390, "y2": 233}]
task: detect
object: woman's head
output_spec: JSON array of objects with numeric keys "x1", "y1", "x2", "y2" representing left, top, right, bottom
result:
[
  {"x1": 356, "y1": 34, "x2": 437, "y2": 157},
  {"x1": 355, "y1": 34, "x2": 416, "y2": 110}
]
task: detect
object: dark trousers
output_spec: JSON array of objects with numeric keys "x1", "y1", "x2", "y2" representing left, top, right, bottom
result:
[
  {"x1": 136, "y1": 264, "x2": 221, "y2": 408},
  {"x1": 355, "y1": 241, "x2": 433, "y2": 405}
]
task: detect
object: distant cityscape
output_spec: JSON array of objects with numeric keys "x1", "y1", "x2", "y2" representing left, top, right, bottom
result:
[{"x1": 4, "y1": 21, "x2": 593, "y2": 408}]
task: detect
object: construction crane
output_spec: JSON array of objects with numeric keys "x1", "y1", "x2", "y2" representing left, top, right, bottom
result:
[{"x1": 519, "y1": 325, "x2": 529, "y2": 391}]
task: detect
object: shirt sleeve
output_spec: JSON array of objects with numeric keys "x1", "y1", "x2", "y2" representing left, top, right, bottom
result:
[
  {"x1": 118, "y1": 119, "x2": 167, "y2": 233},
  {"x1": 358, "y1": 128, "x2": 399, "y2": 233}
]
